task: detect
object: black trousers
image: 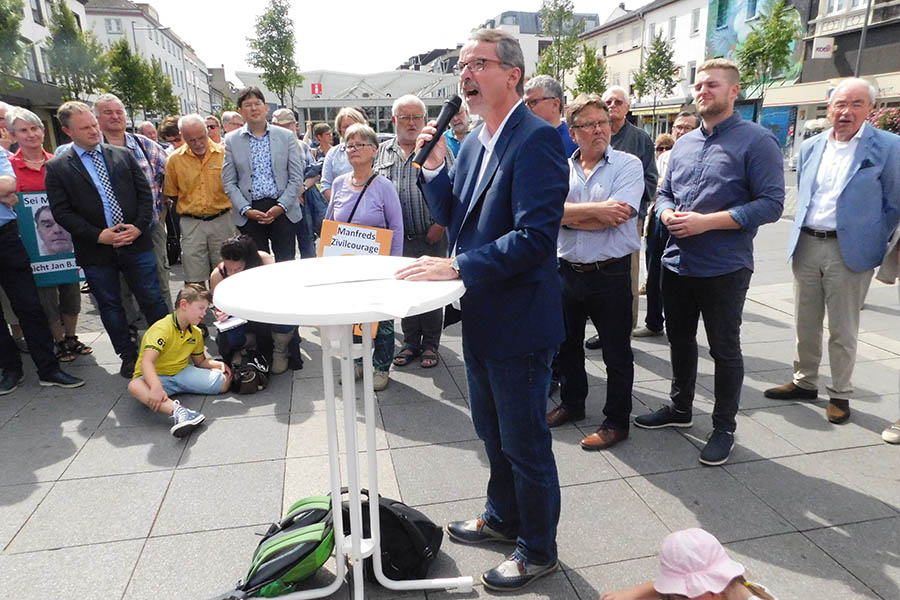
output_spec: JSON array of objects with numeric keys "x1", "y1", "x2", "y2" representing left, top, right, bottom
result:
[
  {"x1": 0, "y1": 221, "x2": 59, "y2": 378},
  {"x1": 239, "y1": 198, "x2": 296, "y2": 262},
  {"x1": 557, "y1": 257, "x2": 634, "y2": 431},
  {"x1": 662, "y1": 267, "x2": 752, "y2": 433}
]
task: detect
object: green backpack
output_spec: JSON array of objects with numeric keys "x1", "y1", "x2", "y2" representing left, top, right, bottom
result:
[{"x1": 212, "y1": 496, "x2": 335, "y2": 599}]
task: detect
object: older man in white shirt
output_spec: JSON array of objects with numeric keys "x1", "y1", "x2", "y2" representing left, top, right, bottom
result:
[{"x1": 765, "y1": 78, "x2": 900, "y2": 425}]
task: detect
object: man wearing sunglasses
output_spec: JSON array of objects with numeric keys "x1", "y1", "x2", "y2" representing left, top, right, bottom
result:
[{"x1": 585, "y1": 86, "x2": 657, "y2": 349}]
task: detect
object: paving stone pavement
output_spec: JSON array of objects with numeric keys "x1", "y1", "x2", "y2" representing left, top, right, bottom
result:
[{"x1": 1, "y1": 219, "x2": 898, "y2": 599}]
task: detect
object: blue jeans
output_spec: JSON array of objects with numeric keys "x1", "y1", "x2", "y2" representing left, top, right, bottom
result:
[
  {"x1": 463, "y1": 340, "x2": 560, "y2": 566},
  {"x1": 353, "y1": 320, "x2": 394, "y2": 372},
  {"x1": 82, "y1": 250, "x2": 168, "y2": 359}
]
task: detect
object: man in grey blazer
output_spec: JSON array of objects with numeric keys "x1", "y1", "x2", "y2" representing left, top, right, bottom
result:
[
  {"x1": 765, "y1": 78, "x2": 900, "y2": 424},
  {"x1": 222, "y1": 86, "x2": 303, "y2": 261}
]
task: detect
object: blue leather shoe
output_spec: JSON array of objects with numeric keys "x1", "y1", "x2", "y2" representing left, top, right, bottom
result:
[{"x1": 481, "y1": 551, "x2": 558, "y2": 591}]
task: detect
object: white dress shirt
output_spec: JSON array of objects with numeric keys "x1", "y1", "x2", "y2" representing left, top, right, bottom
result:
[{"x1": 804, "y1": 122, "x2": 866, "y2": 231}]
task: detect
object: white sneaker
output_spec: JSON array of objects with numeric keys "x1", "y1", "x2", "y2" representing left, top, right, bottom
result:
[{"x1": 883, "y1": 419, "x2": 900, "y2": 444}]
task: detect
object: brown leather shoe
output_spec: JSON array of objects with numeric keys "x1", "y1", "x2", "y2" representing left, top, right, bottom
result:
[
  {"x1": 826, "y1": 398, "x2": 851, "y2": 424},
  {"x1": 545, "y1": 406, "x2": 585, "y2": 427},
  {"x1": 764, "y1": 381, "x2": 818, "y2": 400},
  {"x1": 581, "y1": 427, "x2": 628, "y2": 450}
]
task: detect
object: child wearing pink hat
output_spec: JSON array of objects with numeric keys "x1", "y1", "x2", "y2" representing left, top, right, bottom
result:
[{"x1": 600, "y1": 528, "x2": 776, "y2": 600}]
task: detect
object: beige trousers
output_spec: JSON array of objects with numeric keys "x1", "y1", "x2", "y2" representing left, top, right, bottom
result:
[
  {"x1": 179, "y1": 212, "x2": 236, "y2": 283},
  {"x1": 630, "y1": 217, "x2": 645, "y2": 330},
  {"x1": 791, "y1": 234, "x2": 873, "y2": 398}
]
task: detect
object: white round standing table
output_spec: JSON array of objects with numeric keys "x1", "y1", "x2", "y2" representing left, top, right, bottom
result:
[{"x1": 214, "y1": 255, "x2": 472, "y2": 599}]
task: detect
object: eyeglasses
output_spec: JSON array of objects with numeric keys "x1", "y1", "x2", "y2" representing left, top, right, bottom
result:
[
  {"x1": 656, "y1": 145, "x2": 672, "y2": 152},
  {"x1": 525, "y1": 97, "x2": 554, "y2": 109},
  {"x1": 207, "y1": 123, "x2": 219, "y2": 130},
  {"x1": 571, "y1": 120, "x2": 610, "y2": 130},
  {"x1": 396, "y1": 115, "x2": 424, "y2": 123},
  {"x1": 241, "y1": 101, "x2": 266, "y2": 109},
  {"x1": 605, "y1": 98, "x2": 626, "y2": 106},
  {"x1": 345, "y1": 143, "x2": 374, "y2": 152},
  {"x1": 453, "y1": 58, "x2": 510, "y2": 75},
  {"x1": 163, "y1": 136, "x2": 181, "y2": 143}
]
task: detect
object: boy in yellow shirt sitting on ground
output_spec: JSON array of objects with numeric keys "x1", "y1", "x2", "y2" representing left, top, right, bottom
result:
[{"x1": 128, "y1": 284, "x2": 231, "y2": 437}]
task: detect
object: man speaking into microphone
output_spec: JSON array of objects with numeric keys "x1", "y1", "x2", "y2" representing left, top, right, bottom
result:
[{"x1": 395, "y1": 28, "x2": 568, "y2": 591}]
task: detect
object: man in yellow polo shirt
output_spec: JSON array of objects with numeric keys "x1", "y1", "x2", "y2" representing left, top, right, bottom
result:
[
  {"x1": 128, "y1": 284, "x2": 231, "y2": 437},
  {"x1": 164, "y1": 114, "x2": 236, "y2": 286}
]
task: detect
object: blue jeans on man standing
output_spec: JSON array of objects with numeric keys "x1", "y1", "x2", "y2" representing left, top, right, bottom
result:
[
  {"x1": 462, "y1": 340, "x2": 560, "y2": 566},
  {"x1": 82, "y1": 249, "x2": 168, "y2": 359}
]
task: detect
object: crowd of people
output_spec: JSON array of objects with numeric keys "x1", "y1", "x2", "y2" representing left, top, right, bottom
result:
[{"x1": 1, "y1": 25, "x2": 899, "y2": 596}]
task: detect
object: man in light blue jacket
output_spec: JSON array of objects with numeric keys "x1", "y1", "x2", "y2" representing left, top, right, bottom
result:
[
  {"x1": 222, "y1": 86, "x2": 303, "y2": 262},
  {"x1": 765, "y1": 78, "x2": 900, "y2": 424}
]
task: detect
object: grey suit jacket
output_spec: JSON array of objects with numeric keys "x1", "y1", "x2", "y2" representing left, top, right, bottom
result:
[{"x1": 222, "y1": 123, "x2": 303, "y2": 226}]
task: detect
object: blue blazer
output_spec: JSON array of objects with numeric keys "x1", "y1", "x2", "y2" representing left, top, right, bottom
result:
[
  {"x1": 789, "y1": 125, "x2": 900, "y2": 272},
  {"x1": 420, "y1": 103, "x2": 568, "y2": 359}
]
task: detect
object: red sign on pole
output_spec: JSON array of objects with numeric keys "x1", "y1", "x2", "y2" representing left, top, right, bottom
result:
[{"x1": 311, "y1": 83, "x2": 322, "y2": 95}]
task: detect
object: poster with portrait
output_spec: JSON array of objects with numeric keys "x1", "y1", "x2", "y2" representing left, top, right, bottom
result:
[{"x1": 14, "y1": 192, "x2": 83, "y2": 286}]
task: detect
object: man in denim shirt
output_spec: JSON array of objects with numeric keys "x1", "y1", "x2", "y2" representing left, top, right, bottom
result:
[{"x1": 632, "y1": 59, "x2": 784, "y2": 466}]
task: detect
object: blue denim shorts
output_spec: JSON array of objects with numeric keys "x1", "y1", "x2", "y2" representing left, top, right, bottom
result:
[{"x1": 158, "y1": 365, "x2": 225, "y2": 396}]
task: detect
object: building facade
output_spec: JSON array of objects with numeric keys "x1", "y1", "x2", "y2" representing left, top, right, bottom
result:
[
  {"x1": 575, "y1": 9, "x2": 644, "y2": 103},
  {"x1": 235, "y1": 69, "x2": 460, "y2": 135},
  {"x1": 1, "y1": 0, "x2": 90, "y2": 148}
]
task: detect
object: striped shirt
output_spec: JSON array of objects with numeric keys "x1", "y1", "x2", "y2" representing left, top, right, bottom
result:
[{"x1": 374, "y1": 137, "x2": 453, "y2": 237}]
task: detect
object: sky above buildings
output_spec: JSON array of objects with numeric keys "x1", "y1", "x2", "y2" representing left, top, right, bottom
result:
[{"x1": 145, "y1": 0, "x2": 644, "y2": 82}]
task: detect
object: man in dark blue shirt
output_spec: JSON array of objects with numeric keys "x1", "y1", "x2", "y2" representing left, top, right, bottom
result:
[
  {"x1": 524, "y1": 75, "x2": 577, "y2": 158},
  {"x1": 632, "y1": 58, "x2": 784, "y2": 466}
]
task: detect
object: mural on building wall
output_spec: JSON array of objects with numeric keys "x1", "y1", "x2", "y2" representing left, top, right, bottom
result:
[{"x1": 705, "y1": 0, "x2": 804, "y2": 81}]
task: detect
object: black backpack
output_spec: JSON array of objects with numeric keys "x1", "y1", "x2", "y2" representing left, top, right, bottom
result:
[{"x1": 338, "y1": 488, "x2": 443, "y2": 583}]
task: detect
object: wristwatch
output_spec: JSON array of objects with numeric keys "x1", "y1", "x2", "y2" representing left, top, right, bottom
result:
[{"x1": 450, "y1": 256, "x2": 461, "y2": 277}]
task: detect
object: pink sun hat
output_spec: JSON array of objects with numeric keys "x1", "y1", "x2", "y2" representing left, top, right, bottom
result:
[{"x1": 653, "y1": 529, "x2": 746, "y2": 597}]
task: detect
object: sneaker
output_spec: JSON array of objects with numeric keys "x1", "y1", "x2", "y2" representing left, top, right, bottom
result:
[
  {"x1": 0, "y1": 371, "x2": 25, "y2": 396},
  {"x1": 170, "y1": 401, "x2": 206, "y2": 438},
  {"x1": 373, "y1": 370, "x2": 390, "y2": 391},
  {"x1": 39, "y1": 369, "x2": 85, "y2": 389},
  {"x1": 481, "y1": 550, "x2": 558, "y2": 592},
  {"x1": 446, "y1": 515, "x2": 517, "y2": 545},
  {"x1": 882, "y1": 419, "x2": 900, "y2": 444},
  {"x1": 699, "y1": 430, "x2": 735, "y2": 466},
  {"x1": 584, "y1": 334, "x2": 601, "y2": 350},
  {"x1": 634, "y1": 405, "x2": 693, "y2": 429}
]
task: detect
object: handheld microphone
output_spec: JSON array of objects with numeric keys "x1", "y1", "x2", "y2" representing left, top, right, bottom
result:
[{"x1": 412, "y1": 94, "x2": 462, "y2": 169}]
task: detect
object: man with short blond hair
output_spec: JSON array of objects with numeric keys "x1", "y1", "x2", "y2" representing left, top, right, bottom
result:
[
  {"x1": 164, "y1": 114, "x2": 235, "y2": 285},
  {"x1": 765, "y1": 78, "x2": 900, "y2": 425},
  {"x1": 633, "y1": 58, "x2": 784, "y2": 466}
]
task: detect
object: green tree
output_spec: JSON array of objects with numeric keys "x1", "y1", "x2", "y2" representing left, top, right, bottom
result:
[
  {"x1": 736, "y1": 0, "x2": 802, "y2": 119},
  {"x1": 570, "y1": 43, "x2": 607, "y2": 97},
  {"x1": 147, "y1": 57, "x2": 179, "y2": 116},
  {"x1": 106, "y1": 39, "x2": 152, "y2": 128},
  {"x1": 44, "y1": 0, "x2": 106, "y2": 100},
  {"x1": 0, "y1": 0, "x2": 25, "y2": 91},
  {"x1": 535, "y1": 0, "x2": 583, "y2": 84},
  {"x1": 247, "y1": 0, "x2": 303, "y2": 107},
  {"x1": 633, "y1": 33, "x2": 679, "y2": 135}
]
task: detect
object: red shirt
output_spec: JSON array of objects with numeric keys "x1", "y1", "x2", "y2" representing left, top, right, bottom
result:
[{"x1": 9, "y1": 148, "x2": 54, "y2": 193}]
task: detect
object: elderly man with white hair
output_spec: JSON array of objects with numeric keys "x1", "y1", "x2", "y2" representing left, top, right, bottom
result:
[
  {"x1": 765, "y1": 78, "x2": 900, "y2": 426},
  {"x1": 584, "y1": 86, "x2": 657, "y2": 349},
  {"x1": 138, "y1": 121, "x2": 159, "y2": 142},
  {"x1": 221, "y1": 111, "x2": 244, "y2": 133},
  {"x1": 375, "y1": 94, "x2": 454, "y2": 369},
  {"x1": 163, "y1": 114, "x2": 235, "y2": 287}
]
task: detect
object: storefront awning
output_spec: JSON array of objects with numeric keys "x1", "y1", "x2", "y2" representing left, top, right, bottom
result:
[
  {"x1": 763, "y1": 71, "x2": 900, "y2": 107},
  {"x1": 631, "y1": 105, "x2": 684, "y2": 117}
]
